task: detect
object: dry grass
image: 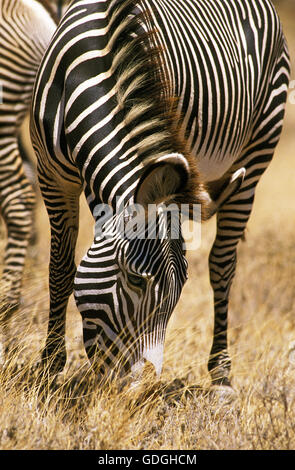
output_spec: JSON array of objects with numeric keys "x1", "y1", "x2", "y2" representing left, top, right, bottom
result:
[{"x1": 0, "y1": 1, "x2": 294, "y2": 450}]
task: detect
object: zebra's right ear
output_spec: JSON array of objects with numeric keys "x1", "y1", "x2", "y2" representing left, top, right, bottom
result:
[{"x1": 134, "y1": 153, "x2": 190, "y2": 207}]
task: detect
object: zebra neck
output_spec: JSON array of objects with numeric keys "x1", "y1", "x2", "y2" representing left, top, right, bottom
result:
[{"x1": 72, "y1": 0, "x2": 194, "y2": 215}]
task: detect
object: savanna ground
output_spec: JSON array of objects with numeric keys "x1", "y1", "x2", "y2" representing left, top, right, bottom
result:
[{"x1": 0, "y1": 0, "x2": 294, "y2": 451}]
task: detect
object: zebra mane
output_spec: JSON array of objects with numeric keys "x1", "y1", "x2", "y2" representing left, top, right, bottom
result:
[{"x1": 107, "y1": 0, "x2": 209, "y2": 219}]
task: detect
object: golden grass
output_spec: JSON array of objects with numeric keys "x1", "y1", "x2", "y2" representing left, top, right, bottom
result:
[{"x1": 0, "y1": 0, "x2": 294, "y2": 450}]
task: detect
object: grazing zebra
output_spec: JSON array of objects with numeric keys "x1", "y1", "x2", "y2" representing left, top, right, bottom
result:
[
  {"x1": 31, "y1": 0, "x2": 290, "y2": 386},
  {"x1": 0, "y1": 1, "x2": 72, "y2": 322}
]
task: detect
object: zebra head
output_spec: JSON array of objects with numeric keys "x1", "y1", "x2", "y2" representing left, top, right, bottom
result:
[
  {"x1": 74, "y1": 153, "x2": 245, "y2": 383},
  {"x1": 74, "y1": 153, "x2": 204, "y2": 383}
]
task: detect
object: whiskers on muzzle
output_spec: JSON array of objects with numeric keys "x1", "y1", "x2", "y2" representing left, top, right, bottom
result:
[{"x1": 83, "y1": 323, "x2": 167, "y2": 388}]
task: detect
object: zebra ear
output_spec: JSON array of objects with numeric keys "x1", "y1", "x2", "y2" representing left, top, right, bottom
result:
[
  {"x1": 201, "y1": 167, "x2": 246, "y2": 219},
  {"x1": 134, "y1": 153, "x2": 189, "y2": 207}
]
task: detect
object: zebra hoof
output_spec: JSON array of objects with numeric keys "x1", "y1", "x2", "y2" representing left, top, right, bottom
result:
[
  {"x1": 41, "y1": 348, "x2": 67, "y2": 376},
  {"x1": 208, "y1": 384, "x2": 237, "y2": 404}
]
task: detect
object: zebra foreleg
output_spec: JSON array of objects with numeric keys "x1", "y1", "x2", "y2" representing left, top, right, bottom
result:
[
  {"x1": 208, "y1": 183, "x2": 256, "y2": 386},
  {"x1": 41, "y1": 189, "x2": 80, "y2": 375}
]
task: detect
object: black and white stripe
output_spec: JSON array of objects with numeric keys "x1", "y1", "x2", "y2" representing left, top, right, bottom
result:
[{"x1": 31, "y1": 0, "x2": 290, "y2": 384}]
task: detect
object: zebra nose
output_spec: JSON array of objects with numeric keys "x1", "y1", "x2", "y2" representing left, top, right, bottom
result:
[
  {"x1": 142, "y1": 342, "x2": 164, "y2": 378},
  {"x1": 142, "y1": 357, "x2": 158, "y2": 377},
  {"x1": 130, "y1": 343, "x2": 164, "y2": 385},
  {"x1": 130, "y1": 358, "x2": 157, "y2": 388}
]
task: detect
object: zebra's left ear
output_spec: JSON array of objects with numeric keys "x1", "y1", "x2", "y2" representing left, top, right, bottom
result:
[
  {"x1": 134, "y1": 153, "x2": 189, "y2": 207},
  {"x1": 201, "y1": 167, "x2": 246, "y2": 219}
]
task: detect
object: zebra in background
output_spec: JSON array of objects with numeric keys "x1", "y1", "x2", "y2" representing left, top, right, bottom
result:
[
  {"x1": 31, "y1": 0, "x2": 289, "y2": 387},
  {"x1": 0, "y1": 1, "x2": 71, "y2": 323}
]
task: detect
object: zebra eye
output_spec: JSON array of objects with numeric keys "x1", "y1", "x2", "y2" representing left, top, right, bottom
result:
[{"x1": 127, "y1": 273, "x2": 145, "y2": 289}]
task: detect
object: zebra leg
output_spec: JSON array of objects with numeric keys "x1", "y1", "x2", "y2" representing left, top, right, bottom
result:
[
  {"x1": 40, "y1": 182, "x2": 80, "y2": 374},
  {"x1": 208, "y1": 137, "x2": 284, "y2": 386},
  {"x1": 0, "y1": 145, "x2": 35, "y2": 313},
  {"x1": 208, "y1": 185, "x2": 255, "y2": 386}
]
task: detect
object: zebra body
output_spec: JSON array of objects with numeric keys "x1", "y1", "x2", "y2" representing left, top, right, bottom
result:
[
  {"x1": 0, "y1": 0, "x2": 72, "y2": 326},
  {"x1": 31, "y1": 0, "x2": 289, "y2": 384},
  {"x1": 0, "y1": 0, "x2": 57, "y2": 319}
]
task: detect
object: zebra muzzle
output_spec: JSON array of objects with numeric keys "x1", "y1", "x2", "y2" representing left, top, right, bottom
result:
[{"x1": 130, "y1": 341, "x2": 164, "y2": 387}]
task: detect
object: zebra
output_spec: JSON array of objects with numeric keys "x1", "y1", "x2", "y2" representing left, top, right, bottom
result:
[
  {"x1": 0, "y1": 0, "x2": 56, "y2": 320},
  {"x1": 30, "y1": 0, "x2": 290, "y2": 387},
  {"x1": 0, "y1": 1, "x2": 72, "y2": 323}
]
